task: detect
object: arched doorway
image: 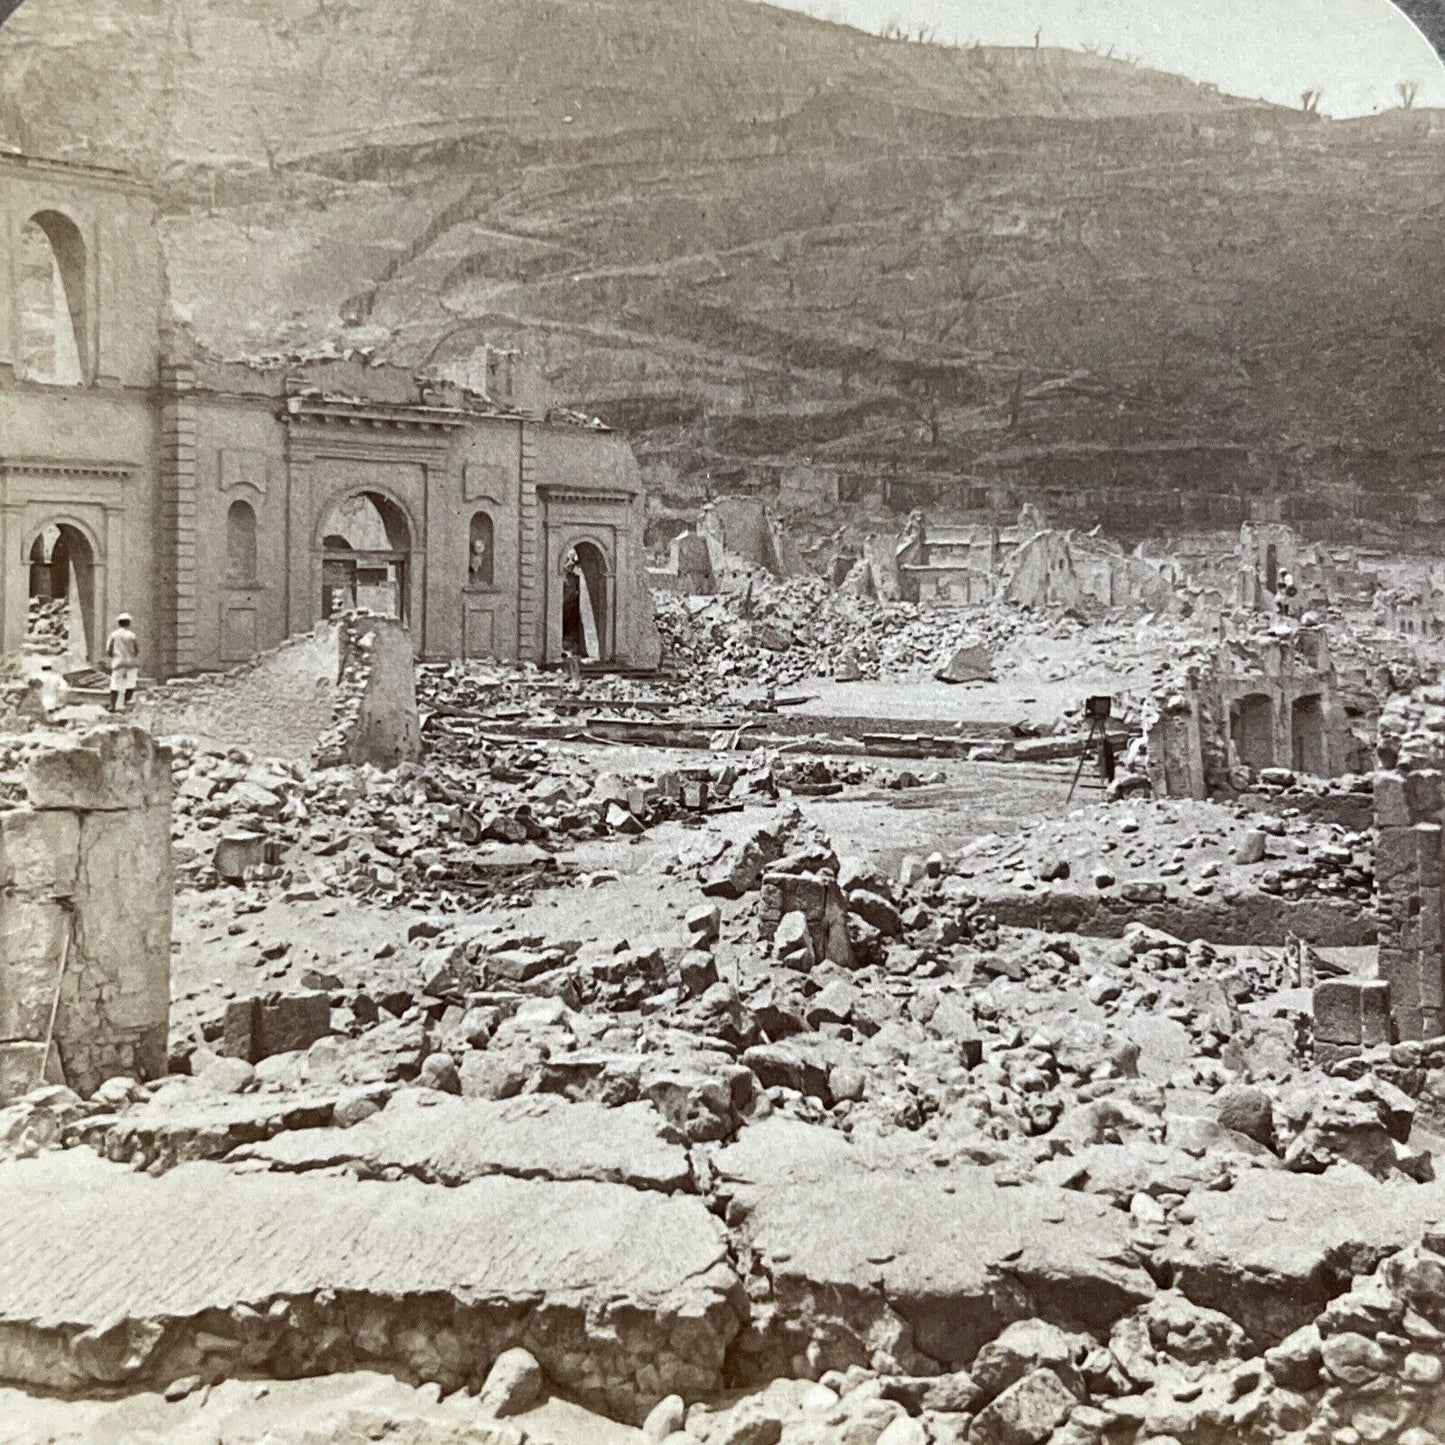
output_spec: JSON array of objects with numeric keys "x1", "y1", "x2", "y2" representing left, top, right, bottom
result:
[
  {"x1": 27, "y1": 522, "x2": 96, "y2": 667},
  {"x1": 317, "y1": 492, "x2": 410, "y2": 621},
  {"x1": 1231, "y1": 692, "x2": 1275, "y2": 773},
  {"x1": 561, "y1": 541, "x2": 609, "y2": 661}
]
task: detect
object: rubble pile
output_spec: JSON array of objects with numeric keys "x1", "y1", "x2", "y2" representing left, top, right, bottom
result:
[
  {"x1": 953, "y1": 799, "x2": 1374, "y2": 911},
  {"x1": 654, "y1": 579, "x2": 1030, "y2": 690},
  {"x1": 22, "y1": 597, "x2": 68, "y2": 657},
  {"x1": 16, "y1": 586, "x2": 1445, "y2": 1445},
  {"x1": 167, "y1": 737, "x2": 727, "y2": 907}
]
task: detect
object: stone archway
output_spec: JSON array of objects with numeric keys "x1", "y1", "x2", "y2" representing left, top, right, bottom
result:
[
  {"x1": 562, "y1": 540, "x2": 610, "y2": 661},
  {"x1": 19, "y1": 210, "x2": 88, "y2": 386},
  {"x1": 317, "y1": 491, "x2": 412, "y2": 622},
  {"x1": 27, "y1": 521, "x2": 96, "y2": 667}
]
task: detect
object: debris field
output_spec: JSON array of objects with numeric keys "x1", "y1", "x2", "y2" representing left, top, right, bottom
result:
[{"x1": 5, "y1": 557, "x2": 1445, "y2": 1445}]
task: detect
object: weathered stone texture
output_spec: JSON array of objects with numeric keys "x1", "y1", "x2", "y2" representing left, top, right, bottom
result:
[
  {"x1": 314, "y1": 615, "x2": 422, "y2": 771},
  {"x1": 1373, "y1": 765, "x2": 1445, "y2": 1041},
  {"x1": 0, "y1": 1151, "x2": 742, "y2": 1418},
  {"x1": 0, "y1": 726, "x2": 171, "y2": 1102}
]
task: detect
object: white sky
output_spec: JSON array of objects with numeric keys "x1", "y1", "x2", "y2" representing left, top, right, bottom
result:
[{"x1": 760, "y1": 0, "x2": 1445, "y2": 116}]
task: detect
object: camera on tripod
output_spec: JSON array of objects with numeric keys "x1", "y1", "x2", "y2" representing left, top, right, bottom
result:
[{"x1": 1085, "y1": 695, "x2": 1113, "y2": 722}]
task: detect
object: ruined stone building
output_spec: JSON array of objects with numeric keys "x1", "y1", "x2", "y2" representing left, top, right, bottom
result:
[
  {"x1": 1147, "y1": 626, "x2": 1354, "y2": 798},
  {"x1": 895, "y1": 518, "x2": 1006, "y2": 604},
  {"x1": 0, "y1": 152, "x2": 660, "y2": 678}
]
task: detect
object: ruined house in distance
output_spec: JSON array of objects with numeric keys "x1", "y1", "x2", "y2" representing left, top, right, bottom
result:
[{"x1": 0, "y1": 152, "x2": 660, "y2": 678}]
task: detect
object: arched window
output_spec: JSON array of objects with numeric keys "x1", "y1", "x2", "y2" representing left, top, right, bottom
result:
[
  {"x1": 226, "y1": 500, "x2": 258, "y2": 586},
  {"x1": 18, "y1": 211, "x2": 87, "y2": 385},
  {"x1": 468, "y1": 511, "x2": 494, "y2": 586}
]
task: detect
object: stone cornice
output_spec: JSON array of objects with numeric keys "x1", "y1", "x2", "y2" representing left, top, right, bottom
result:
[
  {"x1": 284, "y1": 398, "x2": 467, "y2": 432},
  {"x1": 0, "y1": 457, "x2": 137, "y2": 481},
  {"x1": 538, "y1": 482, "x2": 637, "y2": 506}
]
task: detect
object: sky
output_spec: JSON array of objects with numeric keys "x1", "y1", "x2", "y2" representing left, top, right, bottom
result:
[{"x1": 758, "y1": 0, "x2": 1445, "y2": 116}]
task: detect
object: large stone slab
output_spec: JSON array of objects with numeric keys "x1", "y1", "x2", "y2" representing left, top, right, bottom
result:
[
  {"x1": 0, "y1": 1150, "x2": 740, "y2": 1418},
  {"x1": 1159, "y1": 1167, "x2": 1445, "y2": 1346},
  {"x1": 75, "y1": 1088, "x2": 365, "y2": 1170},
  {"x1": 236, "y1": 1093, "x2": 695, "y2": 1193},
  {"x1": 25, "y1": 726, "x2": 171, "y2": 813},
  {"x1": 712, "y1": 1120, "x2": 1154, "y2": 1379}
]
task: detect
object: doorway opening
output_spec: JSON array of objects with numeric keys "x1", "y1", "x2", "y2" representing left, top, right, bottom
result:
[
  {"x1": 1292, "y1": 694, "x2": 1326, "y2": 776},
  {"x1": 1231, "y1": 692, "x2": 1275, "y2": 773},
  {"x1": 27, "y1": 522, "x2": 96, "y2": 667},
  {"x1": 318, "y1": 492, "x2": 410, "y2": 621},
  {"x1": 561, "y1": 541, "x2": 609, "y2": 661}
]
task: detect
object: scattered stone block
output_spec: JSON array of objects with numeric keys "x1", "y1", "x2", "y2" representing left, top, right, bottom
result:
[
  {"x1": 222, "y1": 992, "x2": 332, "y2": 1064},
  {"x1": 213, "y1": 832, "x2": 267, "y2": 883},
  {"x1": 477, "y1": 1347, "x2": 544, "y2": 1418},
  {"x1": 847, "y1": 888, "x2": 903, "y2": 938},
  {"x1": 686, "y1": 903, "x2": 722, "y2": 946},
  {"x1": 967, "y1": 1367, "x2": 1075, "y2": 1445}
]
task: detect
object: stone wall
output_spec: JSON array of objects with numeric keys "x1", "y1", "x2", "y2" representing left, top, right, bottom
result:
[
  {"x1": 1149, "y1": 626, "x2": 1350, "y2": 799},
  {"x1": 1360, "y1": 689, "x2": 1445, "y2": 1044},
  {"x1": 0, "y1": 725, "x2": 172, "y2": 1101},
  {"x1": 314, "y1": 614, "x2": 422, "y2": 771}
]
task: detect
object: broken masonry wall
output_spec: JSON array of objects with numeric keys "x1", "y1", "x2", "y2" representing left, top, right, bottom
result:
[
  {"x1": 1001, "y1": 531, "x2": 1087, "y2": 612},
  {"x1": 649, "y1": 532, "x2": 717, "y2": 596},
  {"x1": 1149, "y1": 628, "x2": 1350, "y2": 798},
  {"x1": 314, "y1": 614, "x2": 422, "y2": 771},
  {"x1": 859, "y1": 535, "x2": 902, "y2": 600},
  {"x1": 1373, "y1": 765, "x2": 1445, "y2": 1043},
  {"x1": 698, "y1": 498, "x2": 804, "y2": 580},
  {"x1": 0, "y1": 725, "x2": 172, "y2": 1102},
  {"x1": 1146, "y1": 694, "x2": 1208, "y2": 800},
  {"x1": 1237, "y1": 522, "x2": 1303, "y2": 610}
]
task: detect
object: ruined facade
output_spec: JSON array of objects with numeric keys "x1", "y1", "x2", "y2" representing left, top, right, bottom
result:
[
  {"x1": 1148, "y1": 626, "x2": 1351, "y2": 798},
  {"x1": 0, "y1": 725, "x2": 171, "y2": 1102},
  {"x1": 895, "y1": 518, "x2": 1004, "y2": 604},
  {"x1": 0, "y1": 152, "x2": 660, "y2": 678}
]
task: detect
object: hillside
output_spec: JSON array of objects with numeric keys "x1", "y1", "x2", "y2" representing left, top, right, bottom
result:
[{"x1": 3, "y1": 0, "x2": 1444, "y2": 545}]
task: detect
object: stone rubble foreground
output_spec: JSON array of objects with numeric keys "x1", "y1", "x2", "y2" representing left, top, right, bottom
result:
[{"x1": 5, "y1": 602, "x2": 1445, "y2": 1445}]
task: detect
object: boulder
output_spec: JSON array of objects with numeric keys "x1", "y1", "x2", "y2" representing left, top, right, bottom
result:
[
  {"x1": 968, "y1": 1369, "x2": 1075, "y2": 1445},
  {"x1": 477, "y1": 1347, "x2": 544, "y2": 1417}
]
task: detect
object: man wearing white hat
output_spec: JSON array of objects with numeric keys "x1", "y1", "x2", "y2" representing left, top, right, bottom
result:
[{"x1": 105, "y1": 611, "x2": 140, "y2": 713}]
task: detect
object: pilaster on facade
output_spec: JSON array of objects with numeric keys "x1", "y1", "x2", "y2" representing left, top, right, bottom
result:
[
  {"x1": 159, "y1": 359, "x2": 199, "y2": 677},
  {"x1": 517, "y1": 423, "x2": 542, "y2": 662}
]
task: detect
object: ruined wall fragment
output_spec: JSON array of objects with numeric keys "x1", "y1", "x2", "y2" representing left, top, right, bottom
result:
[
  {"x1": 314, "y1": 613, "x2": 422, "y2": 771},
  {"x1": 0, "y1": 725, "x2": 172, "y2": 1101}
]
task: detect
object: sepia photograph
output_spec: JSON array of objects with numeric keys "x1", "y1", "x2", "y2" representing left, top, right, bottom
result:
[{"x1": 1, "y1": 0, "x2": 1444, "y2": 1440}]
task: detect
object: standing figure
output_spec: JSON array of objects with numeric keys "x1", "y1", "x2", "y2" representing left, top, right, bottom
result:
[
  {"x1": 105, "y1": 611, "x2": 140, "y2": 713},
  {"x1": 1275, "y1": 570, "x2": 1298, "y2": 620}
]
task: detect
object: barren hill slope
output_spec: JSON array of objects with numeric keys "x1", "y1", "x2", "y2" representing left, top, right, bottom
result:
[{"x1": 3, "y1": 0, "x2": 1443, "y2": 543}]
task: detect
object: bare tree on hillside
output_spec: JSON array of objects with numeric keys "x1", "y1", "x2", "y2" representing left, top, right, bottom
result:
[
  {"x1": 905, "y1": 380, "x2": 942, "y2": 446},
  {"x1": 1399, "y1": 80, "x2": 1421, "y2": 110},
  {"x1": 1007, "y1": 370, "x2": 1025, "y2": 430},
  {"x1": 935, "y1": 263, "x2": 987, "y2": 344},
  {"x1": 1301, "y1": 89, "x2": 1323, "y2": 115}
]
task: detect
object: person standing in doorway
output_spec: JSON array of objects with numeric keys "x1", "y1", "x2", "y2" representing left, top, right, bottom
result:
[{"x1": 105, "y1": 612, "x2": 140, "y2": 712}]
